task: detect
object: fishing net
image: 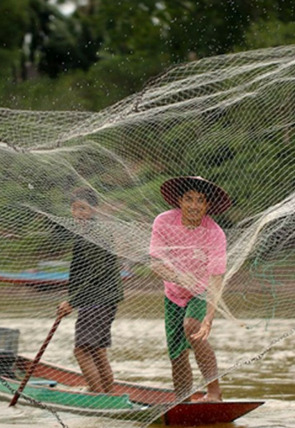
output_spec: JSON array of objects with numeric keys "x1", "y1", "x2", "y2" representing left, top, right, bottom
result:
[{"x1": 0, "y1": 45, "x2": 295, "y2": 427}]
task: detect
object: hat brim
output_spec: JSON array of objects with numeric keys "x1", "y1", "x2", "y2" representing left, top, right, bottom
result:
[{"x1": 160, "y1": 176, "x2": 231, "y2": 215}]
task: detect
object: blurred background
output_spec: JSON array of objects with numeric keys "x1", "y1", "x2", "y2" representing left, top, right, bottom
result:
[{"x1": 1, "y1": 0, "x2": 295, "y2": 112}]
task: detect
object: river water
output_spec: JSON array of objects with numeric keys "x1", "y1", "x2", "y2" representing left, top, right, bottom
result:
[{"x1": 0, "y1": 317, "x2": 294, "y2": 428}]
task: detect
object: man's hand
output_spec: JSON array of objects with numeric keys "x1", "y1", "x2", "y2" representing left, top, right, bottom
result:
[
  {"x1": 191, "y1": 275, "x2": 223, "y2": 340},
  {"x1": 191, "y1": 316, "x2": 213, "y2": 341},
  {"x1": 177, "y1": 271, "x2": 197, "y2": 291},
  {"x1": 57, "y1": 301, "x2": 73, "y2": 318}
]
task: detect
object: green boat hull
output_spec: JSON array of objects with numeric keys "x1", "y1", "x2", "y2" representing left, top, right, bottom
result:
[{"x1": 0, "y1": 378, "x2": 133, "y2": 410}]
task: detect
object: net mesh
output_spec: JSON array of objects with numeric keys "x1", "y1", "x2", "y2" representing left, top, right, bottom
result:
[{"x1": 0, "y1": 45, "x2": 295, "y2": 427}]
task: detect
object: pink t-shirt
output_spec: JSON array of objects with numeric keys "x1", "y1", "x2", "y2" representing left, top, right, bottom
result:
[{"x1": 150, "y1": 209, "x2": 227, "y2": 307}]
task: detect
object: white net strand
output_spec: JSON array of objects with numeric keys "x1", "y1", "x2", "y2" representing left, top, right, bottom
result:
[{"x1": 0, "y1": 45, "x2": 295, "y2": 427}]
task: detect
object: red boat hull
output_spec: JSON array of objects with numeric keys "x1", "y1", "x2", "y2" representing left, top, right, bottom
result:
[{"x1": 163, "y1": 400, "x2": 264, "y2": 426}]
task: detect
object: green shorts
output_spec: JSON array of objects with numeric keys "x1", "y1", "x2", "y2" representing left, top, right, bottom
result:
[{"x1": 164, "y1": 295, "x2": 207, "y2": 360}]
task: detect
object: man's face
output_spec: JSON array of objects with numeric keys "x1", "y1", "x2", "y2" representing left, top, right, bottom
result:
[
  {"x1": 71, "y1": 200, "x2": 95, "y2": 222},
  {"x1": 178, "y1": 189, "x2": 209, "y2": 226}
]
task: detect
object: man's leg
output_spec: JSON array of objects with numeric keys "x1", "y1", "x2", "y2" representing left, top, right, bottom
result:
[
  {"x1": 171, "y1": 349, "x2": 193, "y2": 400},
  {"x1": 92, "y1": 348, "x2": 114, "y2": 393},
  {"x1": 184, "y1": 317, "x2": 222, "y2": 401},
  {"x1": 164, "y1": 297, "x2": 193, "y2": 401},
  {"x1": 74, "y1": 346, "x2": 104, "y2": 393}
]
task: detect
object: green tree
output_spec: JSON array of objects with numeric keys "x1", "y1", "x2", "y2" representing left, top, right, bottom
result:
[
  {"x1": 27, "y1": 0, "x2": 100, "y2": 78},
  {"x1": 0, "y1": 0, "x2": 30, "y2": 78},
  {"x1": 237, "y1": 18, "x2": 295, "y2": 51},
  {"x1": 2, "y1": 0, "x2": 295, "y2": 111}
]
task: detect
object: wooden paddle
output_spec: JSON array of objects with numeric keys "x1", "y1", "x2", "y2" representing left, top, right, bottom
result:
[{"x1": 9, "y1": 313, "x2": 63, "y2": 407}]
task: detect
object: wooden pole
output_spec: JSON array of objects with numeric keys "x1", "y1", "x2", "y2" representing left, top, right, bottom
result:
[{"x1": 9, "y1": 314, "x2": 62, "y2": 406}]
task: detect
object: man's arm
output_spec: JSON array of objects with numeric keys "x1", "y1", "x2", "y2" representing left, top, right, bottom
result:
[
  {"x1": 150, "y1": 257, "x2": 197, "y2": 290},
  {"x1": 191, "y1": 274, "x2": 223, "y2": 341}
]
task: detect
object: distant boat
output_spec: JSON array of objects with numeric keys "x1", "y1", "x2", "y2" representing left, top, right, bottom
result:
[
  {"x1": 0, "y1": 270, "x2": 69, "y2": 286},
  {"x1": 0, "y1": 267, "x2": 134, "y2": 288}
]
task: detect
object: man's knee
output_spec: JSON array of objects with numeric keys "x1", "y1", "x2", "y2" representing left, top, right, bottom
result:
[
  {"x1": 74, "y1": 345, "x2": 91, "y2": 358},
  {"x1": 171, "y1": 349, "x2": 189, "y2": 367}
]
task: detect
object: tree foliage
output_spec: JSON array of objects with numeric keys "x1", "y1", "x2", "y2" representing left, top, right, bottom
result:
[{"x1": 0, "y1": 0, "x2": 295, "y2": 110}]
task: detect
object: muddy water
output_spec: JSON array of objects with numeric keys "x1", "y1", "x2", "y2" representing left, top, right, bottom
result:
[{"x1": 0, "y1": 318, "x2": 294, "y2": 428}]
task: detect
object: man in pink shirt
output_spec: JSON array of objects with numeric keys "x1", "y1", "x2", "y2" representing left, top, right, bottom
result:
[{"x1": 150, "y1": 176, "x2": 231, "y2": 402}]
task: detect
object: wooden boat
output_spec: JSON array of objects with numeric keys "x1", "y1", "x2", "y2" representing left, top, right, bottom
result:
[{"x1": 0, "y1": 352, "x2": 264, "y2": 426}]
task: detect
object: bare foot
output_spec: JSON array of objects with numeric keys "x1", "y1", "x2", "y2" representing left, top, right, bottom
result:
[{"x1": 195, "y1": 392, "x2": 222, "y2": 402}]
